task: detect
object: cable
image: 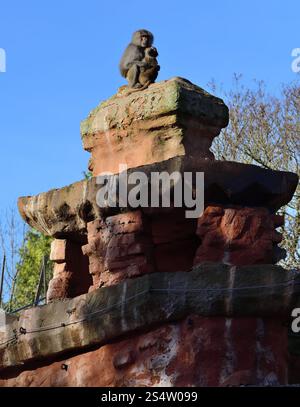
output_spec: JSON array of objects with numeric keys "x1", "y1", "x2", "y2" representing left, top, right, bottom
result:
[
  {"x1": 151, "y1": 279, "x2": 300, "y2": 292},
  {"x1": 25, "y1": 288, "x2": 149, "y2": 334},
  {"x1": 1, "y1": 278, "x2": 300, "y2": 347},
  {"x1": 0, "y1": 288, "x2": 149, "y2": 345}
]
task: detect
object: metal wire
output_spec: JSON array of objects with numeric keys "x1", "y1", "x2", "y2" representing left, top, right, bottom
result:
[
  {"x1": 151, "y1": 279, "x2": 300, "y2": 292},
  {"x1": 1, "y1": 277, "x2": 300, "y2": 348}
]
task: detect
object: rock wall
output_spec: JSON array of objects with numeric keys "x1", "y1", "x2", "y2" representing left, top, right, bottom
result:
[
  {"x1": 1, "y1": 264, "x2": 299, "y2": 386},
  {"x1": 1, "y1": 78, "x2": 299, "y2": 387},
  {"x1": 0, "y1": 316, "x2": 289, "y2": 387},
  {"x1": 80, "y1": 78, "x2": 229, "y2": 175}
]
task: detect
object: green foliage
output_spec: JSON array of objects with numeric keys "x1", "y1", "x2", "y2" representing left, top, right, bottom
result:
[
  {"x1": 210, "y1": 77, "x2": 300, "y2": 269},
  {"x1": 82, "y1": 170, "x2": 93, "y2": 180},
  {"x1": 10, "y1": 229, "x2": 53, "y2": 310}
]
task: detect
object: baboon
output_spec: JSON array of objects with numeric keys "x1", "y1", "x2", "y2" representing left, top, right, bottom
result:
[
  {"x1": 138, "y1": 46, "x2": 159, "y2": 87},
  {"x1": 119, "y1": 29, "x2": 160, "y2": 89}
]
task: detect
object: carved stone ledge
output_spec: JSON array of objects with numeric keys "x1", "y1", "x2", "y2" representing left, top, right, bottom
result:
[
  {"x1": 0, "y1": 263, "x2": 299, "y2": 372},
  {"x1": 18, "y1": 156, "x2": 298, "y2": 238}
]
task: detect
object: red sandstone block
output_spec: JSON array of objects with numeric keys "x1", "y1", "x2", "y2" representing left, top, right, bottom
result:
[
  {"x1": 108, "y1": 233, "x2": 137, "y2": 248},
  {"x1": 105, "y1": 237, "x2": 147, "y2": 260},
  {"x1": 86, "y1": 219, "x2": 104, "y2": 235},
  {"x1": 100, "y1": 262, "x2": 153, "y2": 286},
  {"x1": 89, "y1": 257, "x2": 105, "y2": 275},
  {"x1": 105, "y1": 254, "x2": 147, "y2": 271},
  {"x1": 50, "y1": 239, "x2": 67, "y2": 263},
  {"x1": 106, "y1": 211, "x2": 144, "y2": 234},
  {"x1": 47, "y1": 273, "x2": 73, "y2": 301},
  {"x1": 111, "y1": 263, "x2": 147, "y2": 278},
  {"x1": 105, "y1": 245, "x2": 122, "y2": 259},
  {"x1": 194, "y1": 205, "x2": 281, "y2": 267},
  {"x1": 0, "y1": 315, "x2": 288, "y2": 387},
  {"x1": 204, "y1": 206, "x2": 225, "y2": 216},
  {"x1": 82, "y1": 242, "x2": 93, "y2": 257},
  {"x1": 127, "y1": 242, "x2": 147, "y2": 255},
  {"x1": 82, "y1": 238, "x2": 106, "y2": 257},
  {"x1": 53, "y1": 262, "x2": 68, "y2": 278}
]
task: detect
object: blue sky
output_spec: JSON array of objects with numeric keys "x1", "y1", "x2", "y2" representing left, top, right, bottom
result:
[{"x1": 0, "y1": 0, "x2": 299, "y2": 217}]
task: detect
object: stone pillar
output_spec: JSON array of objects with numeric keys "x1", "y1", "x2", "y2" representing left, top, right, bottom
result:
[
  {"x1": 47, "y1": 239, "x2": 92, "y2": 301},
  {"x1": 190, "y1": 205, "x2": 289, "y2": 385},
  {"x1": 10, "y1": 77, "x2": 299, "y2": 387},
  {"x1": 82, "y1": 211, "x2": 155, "y2": 290},
  {"x1": 80, "y1": 77, "x2": 229, "y2": 175},
  {"x1": 193, "y1": 206, "x2": 285, "y2": 266}
]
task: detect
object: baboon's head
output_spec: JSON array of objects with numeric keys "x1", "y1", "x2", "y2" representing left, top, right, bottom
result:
[{"x1": 132, "y1": 29, "x2": 154, "y2": 48}]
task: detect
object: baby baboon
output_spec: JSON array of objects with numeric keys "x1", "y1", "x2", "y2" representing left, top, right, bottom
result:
[{"x1": 138, "y1": 46, "x2": 160, "y2": 88}]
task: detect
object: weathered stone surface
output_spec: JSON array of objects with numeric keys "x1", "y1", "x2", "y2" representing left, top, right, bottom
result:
[
  {"x1": 150, "y1": 211, "x2": 198, "y2": 274},
  {"x1": 0, "y1": 263, "x2": 299, "y2": 372},
  {"x1": 81, "y1": 204, "x2": 286, "y2": 292},
  {"x1": 0, "y1": 312, "x2": 17, "y2": 346},
  {"x1": 0, "y1": 315, "x2": 288, "y2": 387},
  {"x1": 18, "y1": 156, "x2": 298, "y2": 238},
  {"x1": 80, "y1": 77, "x2": 229, "y2": 174},
  {"x1": 50, "y1": 239, "x2": 68, "y2": 263},
  {"x1": 13, "y1": 75, "x2": 300, "y2": 387},
  {"x1": 44, "y1": 205, "x2": 285, "y2": 295},
  {"x1": 82, "y1": 211, "x2": 155, "y2": 290},
  {"x1": 82, "y1": 210, "x2": 198, "y2": 290},
  {"x1": 194, "y1": 206, "x2": 285, "y2": 266}
]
